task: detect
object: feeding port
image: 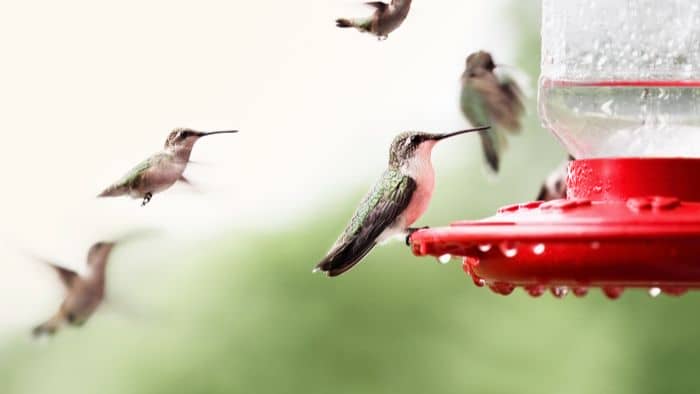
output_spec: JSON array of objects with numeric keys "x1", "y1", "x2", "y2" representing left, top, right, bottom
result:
[{"x1": 410, "y1": 0, "x2": 700, "y2": 298}]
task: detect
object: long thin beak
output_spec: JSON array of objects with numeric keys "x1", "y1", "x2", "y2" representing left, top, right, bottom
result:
[
  {"x1": 433, "y1": 126, "x2": 490, "y2": 141},
  {"x1": 198, "y1": 130, "x2": 238, "y2": 137}
]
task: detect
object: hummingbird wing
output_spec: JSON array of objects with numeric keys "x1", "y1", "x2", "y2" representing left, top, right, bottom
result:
[
  {"x1": 98, "y1": 153, "x2": 168, "y2": 197},
  {"x1": 41, "y1": 260, "x2": 79, "y2": 290},
  {"x1": 365, "y1": 2, "x2": 388, "y2": 12},
  {"x1": 316, "y1": 169, "x2": 416, "y2": 277}
]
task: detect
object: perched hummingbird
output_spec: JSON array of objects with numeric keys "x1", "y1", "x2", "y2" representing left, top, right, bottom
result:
[
  {"x1": 460, "y1": 51, "x2": 525, "y2": 173},
  {"x1": 335, "y1": 0, "x2": 413, "y2": 40},
  {"x1": 98, "y1": 128, "x2": 238, "y2": 206},
  {"x1": 314, "y1": 126, "x2": 490, "y2": 277},
  {"x1": 536, "y1": 155, "x2": 574, "y2": 201},
  {"x1": 32, "y1": 241, "x2": 117, "y2": 338}
]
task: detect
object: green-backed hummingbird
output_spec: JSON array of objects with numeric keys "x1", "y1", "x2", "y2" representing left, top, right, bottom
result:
[
  {"x1": 32, "y1": 241, "x2": 117, "y2": 338},
  {"x1": 460, "y1": 51, "x2": 525, "y2": 172},
  {"x1": 98, "y1": 128, "x2": 237, "y2": 206},
  {"x1": 335, "y1": 0, "x2": 412, "y2": 40},
  {"x1": 314, "y1": 126, "x2": 490, "y2": 277}
]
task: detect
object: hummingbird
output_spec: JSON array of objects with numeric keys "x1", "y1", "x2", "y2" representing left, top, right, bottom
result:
[
  {"x1": 314, "y1": 126, "x2": 490, "y2": 277},
  {"x1": 335, "y1": 0, "x2": 413, "y2": 40},
  {"x1": 98, "y1": 128, "x2": 238, "y2": 206},
  {"x1": 460, "y1": 51, "x2": 525, "y2": 173},
  {"x1": 32, "y1": 241, "x2": 117, "y2": 338},
  {"x1": 536, "y1": 155, "x2": 574, "y2": 201}
]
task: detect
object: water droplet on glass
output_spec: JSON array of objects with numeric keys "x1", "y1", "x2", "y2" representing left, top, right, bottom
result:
[
  {"x1": 438, "y1": 254, "x2": 451, "y2": 264},
  {"x1": 532, "y1": 243, "x2": 546, "y2": 255},
  {"x1": 648, "y1": 287, "x2": 662, "y2": 298},
  {"x1": 590, "y1": 241, "x2": 601, "y2": 250},
  {"x1": 478, "y1": 244, "x2": 492, "y2": 253},
  {"x1": 499, "y1": 241, "x2": 519, "y2": 258}
]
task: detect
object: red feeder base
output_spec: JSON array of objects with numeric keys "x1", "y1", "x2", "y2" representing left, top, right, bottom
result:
[{"x1": 410, "y1": 158, "x2": 700, "y2": 299}]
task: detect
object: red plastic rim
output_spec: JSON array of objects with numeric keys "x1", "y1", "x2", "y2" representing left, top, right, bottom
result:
[{"x1": 410, "y1": 158, "x2": 700, "y2": 299}]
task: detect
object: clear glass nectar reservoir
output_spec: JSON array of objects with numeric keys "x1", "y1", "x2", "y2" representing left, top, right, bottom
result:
[{"x1": 539, "y1": 0, "x2": 700, "y2": 158}]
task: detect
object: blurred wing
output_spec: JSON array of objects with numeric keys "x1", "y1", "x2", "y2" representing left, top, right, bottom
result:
[
  {"x1": 469, "y1": 73, "x2": 524, "y2": 133},
  {"x1": 36, "y1": 258, "x2": 78, "y2": 290},
  {"x1": 316, "y1": 170, "x2": 416, "y2": 277},
  {"x1": 365, "y1": 2, "x2": 388, "y2": 12}
]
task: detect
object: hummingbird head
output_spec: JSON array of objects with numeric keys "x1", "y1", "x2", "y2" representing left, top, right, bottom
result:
[
  {"x1": 389, "y1": 127, "x2": 490, "y2": 170},
  {"x1": 164, "y1": 128, "x2": 238, "y2": 149},
  {"x1": 86, "y1": 241, "x2": 116, "y2": 268},
  {"x1": 465, "y1": 51, "x2": 496, "y2": 75}
]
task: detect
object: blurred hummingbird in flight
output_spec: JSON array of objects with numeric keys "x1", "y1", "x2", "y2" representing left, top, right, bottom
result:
[
  {"x1": 460, "y1": 51, "x2": 525, "y2": 173},
  {"x1": 98, "y1": 128, "x2": 238, "y2": 206},
  {"x1": 32, "y1": 241, "x2": 117, "y2": 338},
  {"x1": 314, "y1": 126, "x2": 490, "y2": 277},
  {"x1": 335, "y1": 0, "x2": 413, "y2": 40},
  {"x1": 536, "y1": 155, "x2": 574, "y2": 201}
]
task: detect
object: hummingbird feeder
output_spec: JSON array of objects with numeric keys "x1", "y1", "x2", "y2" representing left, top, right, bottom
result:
[{"x1": 410, "y1": 0, "x2": 700, "y2": 299}]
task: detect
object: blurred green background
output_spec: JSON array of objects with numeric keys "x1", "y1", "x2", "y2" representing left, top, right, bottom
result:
[{"x1": 3, "y1": 2, "x2": 700, "y2": 394}]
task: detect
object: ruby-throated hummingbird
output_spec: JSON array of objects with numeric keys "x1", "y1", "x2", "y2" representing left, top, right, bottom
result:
[
  {"x1": 335, "y1": 0, "x2": 412, "y2": 40},
  {"x1": 98, "y1": 128, "x2": 238, "y2": 206},
  {"x1": 32, "y1": 241, "x2": 117, "y2": 338},
  {"x1": 460, "y1": 51, "x2": 525, "y2": 173},
  {"x1": 536, "y1": 155, "x2": 574, "y2": 201},
  {"x1": 314, "y1": 126, "x2": 490, "y2": 277}
]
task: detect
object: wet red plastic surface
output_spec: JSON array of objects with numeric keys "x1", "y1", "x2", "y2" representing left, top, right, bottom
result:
[{"x1": 410, "y1": 158, "x2": 700, "y2": 298}]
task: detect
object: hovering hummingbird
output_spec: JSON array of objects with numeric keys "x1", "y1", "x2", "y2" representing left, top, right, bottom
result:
[
  {"x1": 460, "y1": 51, "x2": 525, "y2": 173},
  {"x1": 536, "y1": 155, "x2": 574, "y2": 201},
  {"x1": 335, "y1": 0, "x2": 413, "y2": 40},
  {"x1": 32, "y1": 241, "x2": 117, "y2": 338},
  {"x1": 314, "y1": 126, "x2": 490, "y2": 277},
  {"x1": 98, "y1": 128, "x2": 238, "y2": 206}
]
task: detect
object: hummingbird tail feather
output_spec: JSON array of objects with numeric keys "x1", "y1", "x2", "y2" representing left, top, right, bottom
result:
[
  {"x1": 315, "y1": 241, "x2": 376, "y2": 277},
  {"x1": 479, "y1": 130, "x2": 500, "y2": 173},
  {"x1": 31, "y1": 320, "x2": 59, "y2": 338},
  {"x1": 335, "y1": 18, "x2": 355, "y2": 28}
]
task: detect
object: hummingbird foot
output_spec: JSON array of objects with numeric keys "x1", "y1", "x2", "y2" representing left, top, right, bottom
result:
[
  {"x1": 141, "y1": 192, "x2": 153, "y2": 207},
  {"x1": 377, "y1": 35, "x2": 388, "y2": 41},
  {"x1": 405, "y1": 226, "x2": 430, "y2": 246}
]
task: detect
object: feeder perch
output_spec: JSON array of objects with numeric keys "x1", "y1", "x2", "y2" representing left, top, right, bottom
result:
[{"x1": 410, "y1": 0, "x2": 700, "y2": 298}]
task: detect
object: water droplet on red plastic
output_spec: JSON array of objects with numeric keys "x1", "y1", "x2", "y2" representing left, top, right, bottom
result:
[
  {"x1": 437, "y1": 254, "x2": 451, "y2": 264},
  {"x1": 532, "y1": 243, "x2": 546, "y2": 255},
  {"x1": 550, "y1": 287, "x2": 569, "y2": 299},
  {"x1": 463, "y1": 257, "x2": 485, "y2": 287},
  {"x1": 489, "y1": 282, "x2": 515, "y2": 296},
  {"x1": 603, "y1": 286, "x2": 624, "y2": 300},
  {"x1": 648, "y1": 287, "x2": 662, "y2": 298},
  {"x1": 572, "y1": 287, "x2": 589, "y2": 297},
  {"x1": 499, "y1": 241, "x2": 519, "y2": 258},
  {"x1": 662, "y1": 286, "x2": 688, "y2": 297},
  {"x1": 478, "y1": 244, "x2": 492, "y2": 253},
  {"x1": 525, "y1": 285, "x2": 545, "y2": 297}
]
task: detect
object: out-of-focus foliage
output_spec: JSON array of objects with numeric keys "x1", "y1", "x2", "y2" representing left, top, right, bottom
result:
[{"x1": 2, "y1": 2, "x2": 700, "y2": 394}]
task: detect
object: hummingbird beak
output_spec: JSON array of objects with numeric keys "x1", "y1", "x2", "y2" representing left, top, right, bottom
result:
[
  {"x1": 197, "y1": 130, "x2": 239, "y2": 137},
  {"x1": 432, "y1": 126, "x2": 490, "y2": 141}
]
